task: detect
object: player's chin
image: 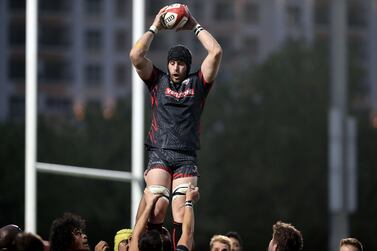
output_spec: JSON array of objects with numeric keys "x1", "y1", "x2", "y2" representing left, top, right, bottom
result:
[{"x1": 171, "y1": 75, "x2": 183, "y2": 83}]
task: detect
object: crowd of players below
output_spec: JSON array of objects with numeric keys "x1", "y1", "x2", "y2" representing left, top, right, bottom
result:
[
  {"x1": 0, "y1": 215, "x2": 363, "y2": 251},
  {"x1": 0, "y1": 186, "x2": 363, "y2": 251}
]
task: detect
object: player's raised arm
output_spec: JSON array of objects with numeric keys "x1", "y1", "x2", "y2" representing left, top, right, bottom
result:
[
  {"x1": 129, "y1": 6, "x2": 167, "y2": 80},
  {"x1": 178, "y1": 7, "x2": 222, "y2": 83}
]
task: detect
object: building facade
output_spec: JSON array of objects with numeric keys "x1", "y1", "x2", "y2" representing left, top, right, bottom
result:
[{"x1": 0, "y1": 0, "x2": 375, "y2": 122}]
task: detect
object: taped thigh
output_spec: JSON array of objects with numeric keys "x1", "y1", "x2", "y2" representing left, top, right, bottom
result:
[
  {"x1": 147, "y1": 185, "x2": 170, "y2": 202},
  {"x1": 172, "y1": 183, "x2": 190, "y2": 201}
]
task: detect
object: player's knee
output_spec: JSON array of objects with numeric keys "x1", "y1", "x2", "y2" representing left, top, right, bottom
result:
[{"x1": 147, "y1": 185, "x2": 170, "y2": 222}]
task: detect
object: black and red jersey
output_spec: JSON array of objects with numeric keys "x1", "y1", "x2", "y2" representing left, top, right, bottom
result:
[{"x1": 143, "y1": 66, "x2": 213, "y2": 150}]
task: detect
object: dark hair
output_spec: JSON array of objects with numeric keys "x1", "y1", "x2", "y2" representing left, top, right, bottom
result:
[
  {"x1": 167, "y1": 45, "x2": 192, "y2": 75},
  {"x1": 340, "y1": 238, "x2": 363, "y2": 251},
  {"x1": 14, "y1": 232, "x2": 44, "y2": 251},
  {"x1": 49, "y1": 213, "x2": 86, "y2": 251},
  {"x1": 226, "y1": 231, "x2": 243, "y2": 248},
  {"x1": 138, "y1": 229, "x2": 172, "y2": 251},
  {"x1": 0, "y1": 224, "x2": 22, "y2": 250},
  {"x1": 272, "y1": 221, "x2": 303, "y2": 251}
]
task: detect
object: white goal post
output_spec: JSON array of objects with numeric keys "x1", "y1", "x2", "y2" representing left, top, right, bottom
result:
[{"x1": 25, "y1": 0, "x2": 145, "y2": 233}]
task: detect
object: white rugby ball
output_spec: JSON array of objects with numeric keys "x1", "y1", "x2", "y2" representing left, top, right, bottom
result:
[{"x1": 161, "y1": 3, "x2": 189, "y2": 30}]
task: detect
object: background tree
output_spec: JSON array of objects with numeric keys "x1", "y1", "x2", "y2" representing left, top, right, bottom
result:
[{"x1": 1, "y1": 41, "x2": 376, "y2": 251}]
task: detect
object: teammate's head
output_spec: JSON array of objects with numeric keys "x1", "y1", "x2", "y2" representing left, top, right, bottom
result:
[
  {"x1": 268, "y1": 221, "x2": 303, "y2": 251},
  {"x1": 49, "y1": 213, "x2": 89, "y2": 251},
  {"x1": 138, "y1": 229, "x2": 172, "y2": 251},
  {"x1": 0, "y1": 224, "x2": 22, "y2": 250},
  {"x1": 339, "y1": 238, "x2": 363, "y2": 251},
  {"x1": 167, "y1": 45, "x2": 192, "y2": 83},
  {"x1": 226, "y1": 231, "x2": 243, "y2": 251},
  {"x1": 14, "y1": 232, "x2": 44, "y2": 251},
  {"x1": 210, "y1": 235, "x2": 232, "y2": 251},
  {"x1": 114, "y1": 229, "x2": 132, "y2": 251}
]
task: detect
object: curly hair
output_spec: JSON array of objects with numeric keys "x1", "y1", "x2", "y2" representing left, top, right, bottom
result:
[
  {"x1": 49, "y1": 213, "x2": 86, "y2": 251},
  {"x1": 272, "y1": 221, "x2": 303, "y2": 251}
]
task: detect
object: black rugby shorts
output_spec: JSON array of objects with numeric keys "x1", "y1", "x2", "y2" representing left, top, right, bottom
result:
[{"x1": 145, "y1": 147, "x2": 199, "y2": 179}]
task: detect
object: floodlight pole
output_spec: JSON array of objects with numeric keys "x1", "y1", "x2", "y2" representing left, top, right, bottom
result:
[
  {"x1": 25, "y1": 0, "x2": 38, "y2": 233},
  {"x1": 328, "y1": 0, "x2": 353, "y2": 250}
]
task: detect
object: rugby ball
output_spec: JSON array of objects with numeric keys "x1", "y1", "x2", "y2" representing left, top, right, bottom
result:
[{"x1": 161, "y1": 4, "x2": 189, "y2": 30}]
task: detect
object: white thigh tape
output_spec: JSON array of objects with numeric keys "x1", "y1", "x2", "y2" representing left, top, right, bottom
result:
[
  {"x1": 148, "y1": 185, "x2": 170, "y2": 201},
  {"x1": 172, "y1": 183, "x2": 190, "y2": 200}
]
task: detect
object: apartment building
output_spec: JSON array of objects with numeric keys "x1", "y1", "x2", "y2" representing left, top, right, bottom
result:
[{"x1": 0, "y1": 0, "x2": 375, "y2": 122}]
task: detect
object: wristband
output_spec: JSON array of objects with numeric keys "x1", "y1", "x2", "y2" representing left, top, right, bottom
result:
[
  {"x1": 193, "y1": 24, "x2": 204, "y2": 36},
  {"x1": 148, "y1": 25, "x2": 158, "y2": 35},
  {"x1": 185, "y1": 200, "x2": 193, "y2": 207}
]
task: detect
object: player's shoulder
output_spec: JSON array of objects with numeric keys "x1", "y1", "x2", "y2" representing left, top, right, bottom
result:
[{"x1": 187, "y1": 69, "x2": 202, "y2": 79}]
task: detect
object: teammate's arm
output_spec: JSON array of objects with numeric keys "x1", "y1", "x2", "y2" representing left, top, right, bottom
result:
[
  {"x1": 177, "y1": 184, "x2": 200, "y2": 251},
  {"x1": 129, "y1": 188, "x2": 161, "y2": 251},
  {"x1": 129, "y1": 7, "x2": 167, "y2": 80}
]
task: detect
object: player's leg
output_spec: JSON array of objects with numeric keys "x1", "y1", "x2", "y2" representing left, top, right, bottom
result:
[
  {"x1": 137, "y1": 148, "x2": 172, "y2": 231},
  {"x1": 170, "y1": 149, "x2": 199, "y2": 249},
  {"x1": 171, "y1": 174, "x2": 198, "y2": 249},
  {"x1": 144, "y1": 168, "x2": 171, "y2": 227}
]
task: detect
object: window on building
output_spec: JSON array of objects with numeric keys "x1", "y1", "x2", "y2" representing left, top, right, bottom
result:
[
  {"x1": 348, "y1": 1, "x2": 366, "y2": 27},
  {"x1": 86, "y1": 29, "x2": 102, "y2": 50},
  {"x1": 115, "y1": 63, "x2": 129, "y2": 85},
  {"x1": 243, "y1": 2, "x2": 259, "y2": 24},
  {"x1": 8, "y1": 0, "x2": 25, "y2": 11},
  {"x1": 46, "y1": 97, "x2": 72, "y2": 112},
  {"x1": 215, "y1": 2, "x2": 234, "y2": 21},
  {"x1": 8, "y1": 23, "x2": 25, "y2": 46},
  {"x1": 287, "y1": 5, "x2": 302, "y2": 29},
  {"x1": 40, "y1": 24, "x2": 68, "y2": 47},
  {"x1": 86, "y1": 0, "x2": 102, "y2": 16},
  {"x1": 39, "y1": 60, "x2": 68, "y2": 81},
  {"x1": 115, "y1": 30, "x2": 127, "y2": 52},
  {"x1": 9, "y1": 96, "x2": 25, "y2": 118},
  {"x1": 39, "y1": 0, "x2": 67, "y2": 12},
  {"x1": 314, "y1": 1, "x2": 329, "y2": 25},
  {"x1": 115, "y1": 0, "x2": 127, "y2": 18},
  {"x1": 85, "y1": 64, "x2": 102, "y2": 85},
  {"x1": 8, "y1": 58, "x2": 25, "y2": 80}
]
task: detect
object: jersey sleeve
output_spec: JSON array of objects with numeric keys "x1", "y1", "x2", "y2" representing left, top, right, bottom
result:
[
  {"x1": 198, "y1": 69, "x2": 214, "y2": 96},
  {"x1": 143, "y1": 66, "x2": 163, "y2": 92}
]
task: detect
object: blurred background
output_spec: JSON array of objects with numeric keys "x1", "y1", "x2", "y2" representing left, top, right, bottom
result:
[{"x1": 1, "y1": 0, "x2": 377, "y2": 250}]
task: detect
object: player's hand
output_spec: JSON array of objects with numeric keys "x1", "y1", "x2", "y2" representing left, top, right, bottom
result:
[
  {"x1": 144, "y1": 188, "x2": 162, "y2": 206},
  {"x1": 152, "y1": 6, "x2": 168, "y2": 31},
  {"x1": 94, "y1": 240, "x2": 109, "y2": 251},
  {"x1": 177, "y1": 5, "x2": 198, "y2": 31},
  {"x1": 185, "y1": 183, "x2": 199, "y2": 203}
]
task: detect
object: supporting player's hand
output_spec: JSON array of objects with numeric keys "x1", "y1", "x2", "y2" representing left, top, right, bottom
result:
[
  {"x1": 94, "y1": 240, "x2": 109, "y2": 251},
  {"x1": 185, "y1": 183, "x2": 200, "y2": 203},
  {"x1": 144, "y1": 187, "x2": 162, "y2": 207},
  {"x1": 152, "y1": 6, "x2": 168, "y2": 31}
]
